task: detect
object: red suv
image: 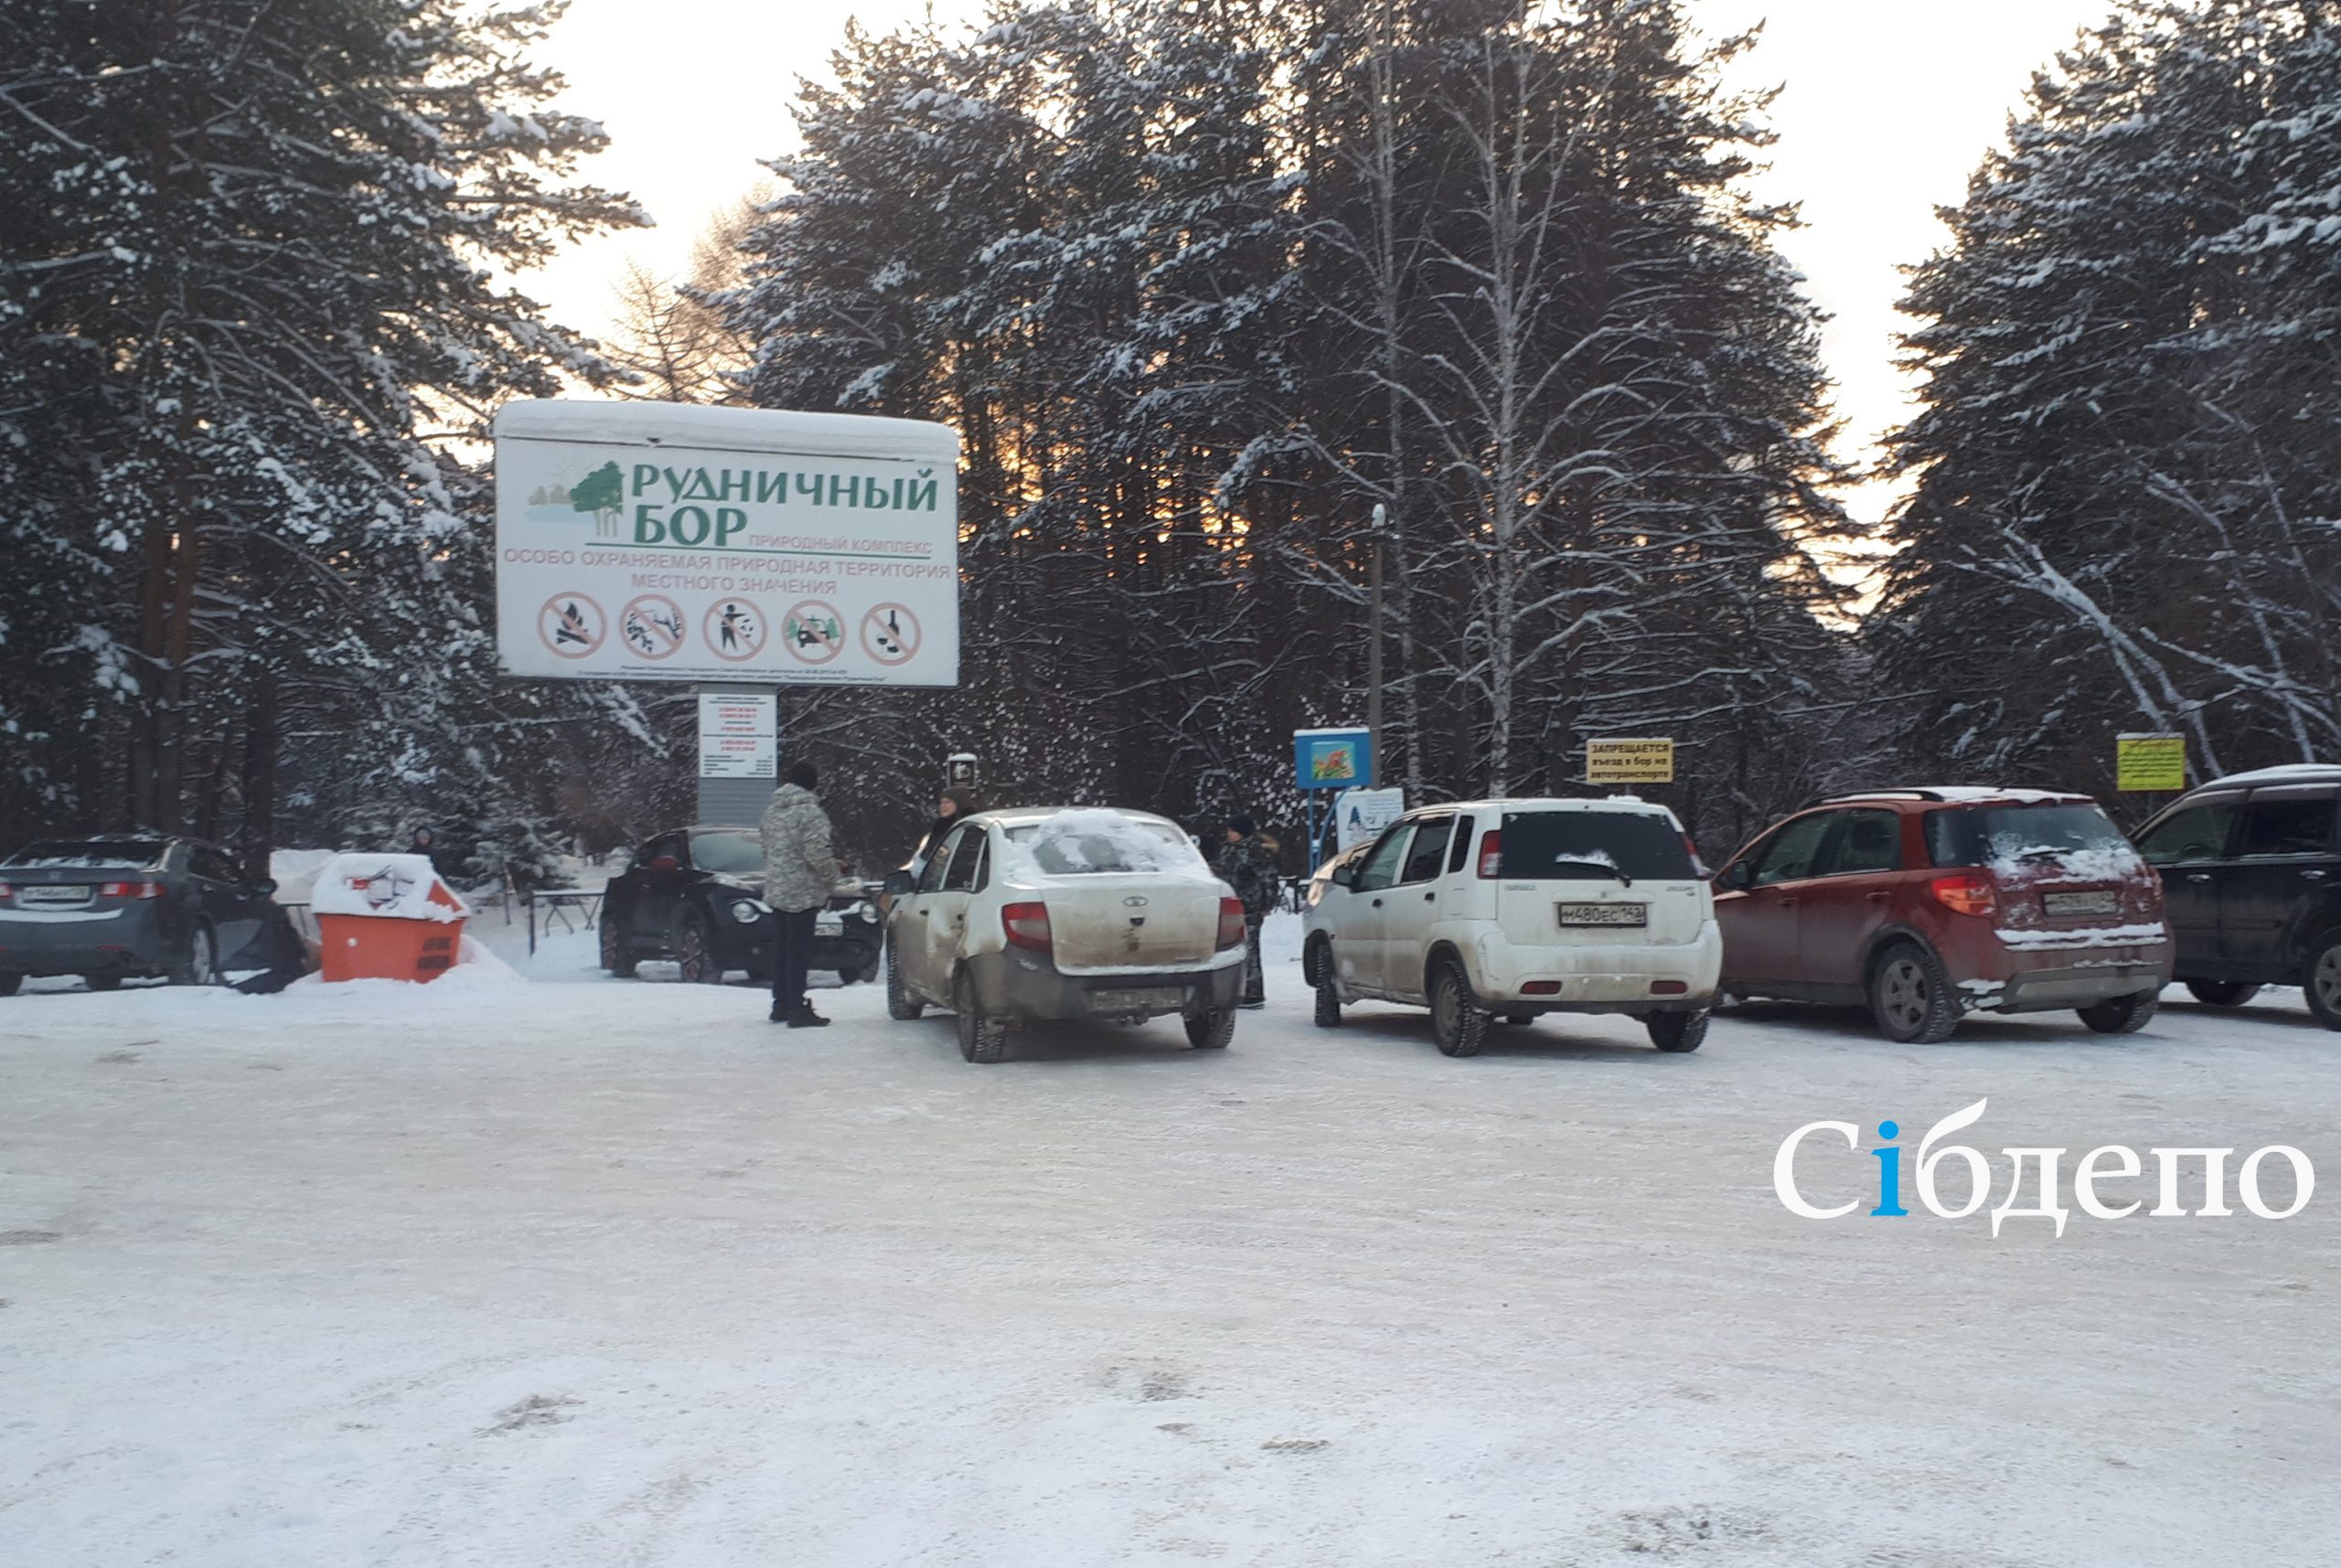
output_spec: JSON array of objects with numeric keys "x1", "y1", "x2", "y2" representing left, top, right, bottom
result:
[{"x1": 1712, "y1": 789, "x2": 2173, "y2": 1042}]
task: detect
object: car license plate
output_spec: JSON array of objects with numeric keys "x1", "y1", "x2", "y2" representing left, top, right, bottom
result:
[
  {"x1": 1092, "y1": 987, "x2": 1182, "y2": 1013},
  {"x1": 2043, "y1": 891, "x2": 2119, "y2": 917},
  {"x1": 815, "y1": 915, "x2": 843, "y2": 935},
  {"x1": 1559, "y1": 901, "x2": 1645, "y2": 927},
  {"x1": 19, "y1": 884, "x2": 91, "y2": 904}
]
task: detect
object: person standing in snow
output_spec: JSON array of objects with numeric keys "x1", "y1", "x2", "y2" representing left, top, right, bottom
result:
[
  {"x1": 760, "y1": 762, "x2": 839, "y2": 1029},
  {"x1": 1213, "y1": 815, "x2": 1279, "y2": 1009}
]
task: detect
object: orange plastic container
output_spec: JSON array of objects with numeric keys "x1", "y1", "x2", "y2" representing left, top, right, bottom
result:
[{"x1": 317, "y1": 912, "x2": 466, "y2": 983}]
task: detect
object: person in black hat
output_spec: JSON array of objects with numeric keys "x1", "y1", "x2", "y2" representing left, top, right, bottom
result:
[{"x1": 1213, "y1": 814, "x2": 1279, "y2": 1008}]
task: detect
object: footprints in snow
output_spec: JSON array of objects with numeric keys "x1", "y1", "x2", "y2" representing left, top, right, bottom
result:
[
  {"x1": 1104, "y1": 1362, "x2": 1331, "y2": 1454},
  {"x1": 483, "y1": 1393, "x2": 580, "y2": 1435}
]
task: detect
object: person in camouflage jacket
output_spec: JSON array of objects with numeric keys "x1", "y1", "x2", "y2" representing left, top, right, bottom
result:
[
  {"x1": 1213, "y1": 815, "x2": 1280, "y2": 1008},
  {"x1": 760, "y1": 763, "x2": 839, "y2": 1028}
]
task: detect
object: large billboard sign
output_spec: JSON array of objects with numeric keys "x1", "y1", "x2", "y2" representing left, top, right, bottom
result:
[{"x1": 493, "y1": 400, "x2": 960, "y2": 686}]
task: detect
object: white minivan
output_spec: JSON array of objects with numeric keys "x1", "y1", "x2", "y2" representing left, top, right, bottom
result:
[{"x1": 1300, "y1": 797, "x2": 1721, "y2": 1055}]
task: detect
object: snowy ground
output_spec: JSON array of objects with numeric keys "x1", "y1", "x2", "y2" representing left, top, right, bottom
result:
[{"x1": 3, "y1": 913, "x2": 2336, "y2": 1567}]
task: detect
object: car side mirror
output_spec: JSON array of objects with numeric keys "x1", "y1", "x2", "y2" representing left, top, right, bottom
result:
[
  {"x1": 1717, "y1": 861, "x2": 1751, "y2": 891},
  {"x1": 882, "y1": 869, "x2": 915, "y2": 897},
  {"x1": 1331, "y1": 864, "x2": 1357, "y2": 889},
  {"x1": 253, "y1": 877, "x2": 278, "y2": 897},
  {"x1": 648, "y1": 854, "x2": 679, "y2": 873}
]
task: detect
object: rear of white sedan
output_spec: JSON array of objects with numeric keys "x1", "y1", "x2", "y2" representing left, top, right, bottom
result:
[{"x1": 883, "y1": 808, "x2": 1247, "y2": 1061}]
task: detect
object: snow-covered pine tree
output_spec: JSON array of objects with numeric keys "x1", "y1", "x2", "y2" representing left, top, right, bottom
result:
[
  {"x1": 0, "y1": 0, "x2": 647, "y2": 865},
  {"x1": 1879, "y1": 0, "x2": 2341, "y2": 791}
]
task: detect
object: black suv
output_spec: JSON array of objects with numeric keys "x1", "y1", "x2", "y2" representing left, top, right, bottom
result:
[{"x1": 2133, "y1": 765, "x2": 2341, "y2": 1029}]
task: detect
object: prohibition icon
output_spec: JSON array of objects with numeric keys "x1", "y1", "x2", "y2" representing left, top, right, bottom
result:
[
  {"x1": 861, "y1": 603, "x2": 921, "y2": 667},
  {"x1": 782, "y1": 600, "x2": 844, "y2": 665},
  {"x1": 703, "y1": 597, "x2": 768, "y2": 663},
  {"x1": 537, "y1": 592, "x2": 605, "y2": 659},
  {"x1": 619, "y1": 593, "x2": 686, "y2": 660}
]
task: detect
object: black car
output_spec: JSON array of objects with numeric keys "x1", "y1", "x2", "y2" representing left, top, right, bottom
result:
[
  {"x1": 2133, "y1": 764, "x2": 2341, "y2": 1029},
  {"x1": 599, "y1": 825, "x2": 883, "y2": 985},
  {"x1": 0, "y1": 834, "x2": 280, "y2": 994}
]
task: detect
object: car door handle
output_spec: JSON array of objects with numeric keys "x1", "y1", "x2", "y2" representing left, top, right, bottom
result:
[
  {"x1": 1371, "y1": 897, "x2": 1384, "y2": 908},
  {"x1": 2304, "y1": 869, "x2": 2329, "y2": 880},
  {"x1": 1865, "y1": 891, "x2": 1891, "y2": 902},
  {"x1": 1773, "y1": 895, "x2": 1797, "y2": 908},
  {"x1": 1422, "y1": 891, "x2": 1435, "y2": 902},
  {"x1": 2187, "y1": 872, "x2": 2215, "y2": 882}
]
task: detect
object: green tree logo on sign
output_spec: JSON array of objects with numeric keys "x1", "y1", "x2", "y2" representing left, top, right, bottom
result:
[{"x1": 569, "y1": 462, "x2": 624, "y2": 537}]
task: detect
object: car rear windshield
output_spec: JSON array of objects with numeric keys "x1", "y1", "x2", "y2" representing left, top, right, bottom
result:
[
  {"x1": 1924, "y1": 805, "x2": 2131, "y2": 869},
  {"x1": 690, "y1": 831, "x2": 764, "y2": 876},
  {"x1": 1003, "y1": 813, "x2": 1206, "y2": 876},
  {"x1": 4, "y1": 840, "x2": 167, "y2": 869},
  {"x1": 1500, "y1": 810, "x2": 1693, "y2": 880}
]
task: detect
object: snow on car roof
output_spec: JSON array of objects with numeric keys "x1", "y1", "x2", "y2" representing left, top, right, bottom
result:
[
  {"x1": 2208, "y1": 763, "x2": 2341, "y2": 786},
  {"x1": 1438, "y1": 796, "x2": 1676, "y2": 816},
  {"x1": 494, "y1": 399, "x2": 959, "y2": 464}
]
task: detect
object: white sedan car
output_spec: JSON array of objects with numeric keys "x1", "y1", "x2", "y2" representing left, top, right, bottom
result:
[
  {"x1": 1302, "y1": 796, "x2": 1722, "y2": 1056},
  {"x1": 882, "y1": 807, "x2": 1248, "y2": 1061}
]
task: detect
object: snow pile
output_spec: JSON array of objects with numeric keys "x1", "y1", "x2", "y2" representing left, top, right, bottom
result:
[
  {"x1": 999, "y1": 810, "x2": 1211, "y2": 880},
  {"x1": 268, "y1": 848, "x2": 340, "y2": 904},
  {"x1": 310, "y1": 853, "x2": 468, "y2": 923},
  {"x1": 1990, "y1": 843, "x2": 2148, "y2": 882}
]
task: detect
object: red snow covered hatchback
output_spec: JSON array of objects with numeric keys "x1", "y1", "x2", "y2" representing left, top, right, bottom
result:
[{"x1": 1712, "y1": 789, "x2": 2173, "y2": 1042}]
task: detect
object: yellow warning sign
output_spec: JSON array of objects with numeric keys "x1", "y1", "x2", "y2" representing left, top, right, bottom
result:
[
  {"x1": 1587, "y1": 737, "x2": 1675, "y2": 785},
  {"x1": 2116, "y1": 733, "x2": 2186, "y2": 793}
]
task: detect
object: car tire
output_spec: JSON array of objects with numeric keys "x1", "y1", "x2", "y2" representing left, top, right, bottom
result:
[
  {"x1": 2078, "y1": 989, "x2": 2159, "y2": 1035},
  {"x1": 1312, "y1": 976, "x2": 1342, "y2": 1029},
  {"x1": 1868, "y1": 943, "x2": 1960, "y2": 1044},
  {"x1": 675, "y1": 915, "x2": 725, "y2": 985},
  {"x1": 1429, "y1": 958, "x2": 1489, "y2": 1058},
  {"x1": 2185, "y1": 980, "x2": 2261, "y2": 1008},
  {"x1": 84, "y1": 972, "x2": 124, "y2": 993},
  {"x1": 1184, "y1": 1007, "x2": 1235, "y2": 1050},
  {"x1": 885, "y1": 941, "x2": 925, "y2": 1021},
  {"x1": 954, "y1": 968, "x2": 1008, "y2": 1063},
  {"x1": 600, "y1": 918, "x2": 638, "y2": 977},
  {"x1": 1301, "y1": 937, "x2": 1326, "y2": 989},
  {"x1": 1647, "y1": 1010, "x2": 1709, "y2": 1052},
  {"x1": 0, "y1": 971, "x2": 20, "y2": 997},
  {"x1": 168, "y1": 922, "x2": 220, "y2": 987},
  {"x1": 2305, "y1": 933, "x2": 2341, "y2": 1031}
]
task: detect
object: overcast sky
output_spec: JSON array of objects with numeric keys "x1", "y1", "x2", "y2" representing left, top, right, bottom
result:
[{"x1": 523, "y1": 0, "x2": 2117, "y2": 524}]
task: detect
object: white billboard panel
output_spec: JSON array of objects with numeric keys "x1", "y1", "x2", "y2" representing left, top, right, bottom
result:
[{"x1": 493, "y1": 400, "x2": 959, "y2": 686}]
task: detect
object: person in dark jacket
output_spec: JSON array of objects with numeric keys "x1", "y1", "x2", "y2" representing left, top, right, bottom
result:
[
  {"x1": 914, "y1": 786, "x2": 978, "y2": 866},
  {"x1": 1213, "y1": 815, "x2": 1280, "y2": 1008}
]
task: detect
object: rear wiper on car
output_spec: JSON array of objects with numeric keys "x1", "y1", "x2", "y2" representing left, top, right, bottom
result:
[{"x1": 1550, "y1": 859, "x2": 1632, "y2": 887}]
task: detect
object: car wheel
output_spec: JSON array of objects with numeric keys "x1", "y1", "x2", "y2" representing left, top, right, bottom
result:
[
  {"x1": 1869, "y1": 943, "x2": 1959, "y2": 1044},
  {"x1": 599, "y1": 917, "x2": 638, "y2": 977},
  {"x1": 1313, "y1": 975, "x2": 1342, "y2": 1029},
  {"x1": 2078, "y1": 989, "x2": 2159, "y2": 1035},
  {"x1": 2185, "y1": 980, "x2": 2260, "y2": 1007},
  {"x1": 168, "y1": 922, "x2": 220, "y2": 987},
  {"x1": 675, "y1": 915, "x2": 725, "y2": 985},
  {"x1": 83, "y1": 972, "x2": 124, "y2": 993},
  {"x1": 954, "y1": 968, "x2": 1008, "y2": 1063},
  {"x1": 0, "y1": 971, "x2": 20, "y2": 997},
  {"x1": 1647, "y1": 1010, "x2": 1709, "y2": 1052},
  {"x1": 2306, "y1": 934, "x2": 2341, "y2": 1031},
  {"x1": 885, "y1": 940, "x2": 925, "y2": 1021},
  {"x1": 1429, "y1": 958, "x2": 1489, "y2": 1058},
  {"x1": 1184, "y1": 1007, "x2": 1235, "y2": 1050}
]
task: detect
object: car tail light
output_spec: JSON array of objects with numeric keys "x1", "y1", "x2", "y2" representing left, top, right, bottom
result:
[
  {"x1": 99, "y1": 880, "x2": 160, "y2": 899},
  {"x1": 1930, "y1": 874, "x2": 1995, "y2": 917},
  {"x1": 1215, "y1": 897, "x2": 1246, "y2": 950},
  {"x1": 1521, "y1": 980, "x2": 1561, "y2": 995},
  {"x1": 1477, "y1": 830, "x2": 1502, "y2": 878},
  {"x1": 0, "y1": 883, "x2": 12, "y2": 905},
  {"x1": 1650, "y1": 979, "x2": 1689, "y2": 995},
  {"x1": 1001, "y1": 901, "x2": 1053, "y2": 953}
]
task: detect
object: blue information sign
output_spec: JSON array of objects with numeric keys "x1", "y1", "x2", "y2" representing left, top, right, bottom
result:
[{"x1": 1293, "y1": 727, "x2": 1373, "y2": 792}]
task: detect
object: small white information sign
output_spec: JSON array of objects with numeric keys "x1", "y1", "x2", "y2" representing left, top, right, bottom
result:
[{"x1": 698, "y1": 692, "x2": 776, "y2": 780}]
